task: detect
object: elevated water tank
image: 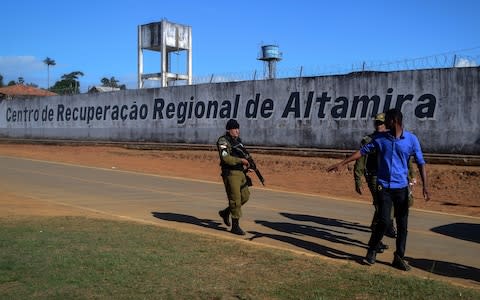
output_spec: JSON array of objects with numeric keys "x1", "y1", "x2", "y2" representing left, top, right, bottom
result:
[
  {"x1": 259, "y1": 45, "x2": 282, "y2": 61},
  {"x1": 137, "y1": 20, "x2": 192, "y2": 88},
  {"x1": 258, "y1": 44, "x2": 282, "y2": 79}
]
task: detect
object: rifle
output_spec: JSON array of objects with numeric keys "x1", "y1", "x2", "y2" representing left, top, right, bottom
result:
[
  {"x1": 232, "y1": 143, "x2": 265, "y2": 186},
  {"x1": 246, "y1": 156, "x2": 265, "y2": 186}
]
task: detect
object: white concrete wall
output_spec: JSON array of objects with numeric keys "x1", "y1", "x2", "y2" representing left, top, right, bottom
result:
[{"x1": 1, "y1": 67, "x2": 478, "y2": 154}]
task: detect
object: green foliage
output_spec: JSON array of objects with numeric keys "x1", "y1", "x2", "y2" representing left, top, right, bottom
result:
[
  {"x1": 0, "y1": 75, "x2": 37, "y2": 88},
  {"x1": 43, "y1": 57, "x2": 56, "y2": 67},
  {"x1": 101, "y1": 76, "x2": 119, "y2": 87},
  {"x1": 50, "y1": 71, "x2": 84, "y2": 95},
  {"x1": 100, "y1": 76, "x2": 126, "y2": 90}
]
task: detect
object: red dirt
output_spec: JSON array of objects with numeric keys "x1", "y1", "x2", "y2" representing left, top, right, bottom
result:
[{"x1": 0, "y1": 144, "x2": 478, "y2": 218}]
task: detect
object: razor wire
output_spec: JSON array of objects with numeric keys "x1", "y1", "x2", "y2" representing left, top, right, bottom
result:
[{"x1": 193, "y1": 48, "x2": 480, "y2": 84}]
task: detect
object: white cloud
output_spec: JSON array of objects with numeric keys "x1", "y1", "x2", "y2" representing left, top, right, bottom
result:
[
  {"x1": 0, "y1": 56, "x2": 46, "y2": 85},
  {"x1": 455, "y1": 57, "x2": 478, "y2": 68},
  {"x1": 0, "y1": 56, "x2": 44, "y2": 72}
]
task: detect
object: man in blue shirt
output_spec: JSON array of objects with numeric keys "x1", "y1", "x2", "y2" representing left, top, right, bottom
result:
[{"x1": 328, "y1": 108, "x2": 430, "y2": 271}]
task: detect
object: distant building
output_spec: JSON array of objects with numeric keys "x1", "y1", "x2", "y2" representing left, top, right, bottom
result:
[
  {"x1": 88, "y1": 86, "x2": 121, "y2": 93},
  {"x1": 0, "y1": 84, "x2": 57, "y2": 100}
]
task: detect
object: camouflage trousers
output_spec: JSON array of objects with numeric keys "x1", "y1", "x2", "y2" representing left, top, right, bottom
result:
[{"x1": 222, "y1": 170, "x2": 250, "y2": 219}]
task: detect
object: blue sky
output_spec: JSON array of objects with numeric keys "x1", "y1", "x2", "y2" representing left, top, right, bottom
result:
[{"x1": 1, "y1": 0, "x2": 479, "y2": 91}]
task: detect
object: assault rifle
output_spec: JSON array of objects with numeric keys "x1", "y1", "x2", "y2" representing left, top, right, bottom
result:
[{"x1": 232, "y1": 144, "x2": 265, "y2": 186}]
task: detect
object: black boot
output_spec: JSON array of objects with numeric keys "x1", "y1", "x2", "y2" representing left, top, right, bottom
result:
[
  {"x1": 218, "y1": 208, "x2": 231, "y2": 227},
  {"x1": 231, "y1": 218, "x2": 246, "y2": 236},
  {"x1": 365, "y1": 248, "x2": 377, "y2": 265}
]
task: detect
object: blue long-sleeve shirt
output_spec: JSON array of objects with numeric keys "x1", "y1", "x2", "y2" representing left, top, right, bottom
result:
[{"x1": 360, "y1": 130, "x2": 425, "y2": 189}]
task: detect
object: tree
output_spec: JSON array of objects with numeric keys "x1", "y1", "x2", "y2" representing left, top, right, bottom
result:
[
  {"x1": 50, "y1": 71, "x2": 84, "y2": 95},
  {"x1": 109, "y1": 77, "x2": 119, "y2": 88},
  {"x1": 100, "y1": 76, "x2": 126, "y2": 90},
  {"x1": 0, "y1": 74, "x2": 4, "y2": 87},
  {"x1": 43, "y1": 57, "x2": 56, "y2": 89},
  {"x1": 100, "y1": 76, "x2": 119, "y2": 88},
  {"x1": 100, "y1": 77, "x2": 111, "y2": 87},
  {"x1": 18, "y1": 77, "x2": 25, "y2": 84}
]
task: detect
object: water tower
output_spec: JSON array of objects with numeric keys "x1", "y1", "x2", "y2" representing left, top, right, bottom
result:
[
  {"x1": 137, "y1": 20, "x2": 192, "y2": 88},
  {"x1": 258, "y1": 45, "x2": 282, "y2": 79}
]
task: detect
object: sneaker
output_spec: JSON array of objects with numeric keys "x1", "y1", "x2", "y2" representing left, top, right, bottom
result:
[
  {"x1": 392, "y1": 254, "x2": 411, "y2": 271},
  {"x1": 365, "y1": 249, "x2": 376, "y2": 265}
]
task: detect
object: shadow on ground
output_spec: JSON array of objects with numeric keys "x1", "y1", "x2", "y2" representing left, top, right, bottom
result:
[
  {"x1": 151, "y1": 210, "x2": 370, "y2": 266},
  {"x1": 150, "y1": 210, "x2": 480, "y2": 281},
  {"x1": 247, "y1": 230, "x2": 370, "y2": 266},
  {"x1": 249, "y1": 212, "x2": 375, "y2": 266},
  {"x1": 151, "y1": 212, "x2": 227, "y2": 232},
  {"x1": 408, "y1": 257, "x2": 480, "y2": 283},
  {"x1": 253, "y1": 219, "x2": 367, "y2": 249},
  {"x1": 431, "y1": 223, "x2": 480, "y2": 243},
  {"x1": 280, "y1": 212, "x2": 372, "y2": 233}
]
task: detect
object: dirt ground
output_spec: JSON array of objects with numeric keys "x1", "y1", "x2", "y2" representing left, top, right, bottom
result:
[{"x1": 0, "y1": 143, "x2": 479, "y2": 218}]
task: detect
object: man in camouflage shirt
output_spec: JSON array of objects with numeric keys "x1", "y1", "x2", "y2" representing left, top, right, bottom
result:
[{"x1": 217, "y1": 119, "x2": 251, "y2": 235}]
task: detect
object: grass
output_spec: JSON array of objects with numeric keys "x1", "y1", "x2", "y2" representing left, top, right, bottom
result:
[{"x1": 0, "y1": 216, "x2": 478, "y2": 299}]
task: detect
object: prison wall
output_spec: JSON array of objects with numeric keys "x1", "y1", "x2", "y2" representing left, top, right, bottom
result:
[{"x1": 1, "y1": 67, "x2": 478, "y2": 154}]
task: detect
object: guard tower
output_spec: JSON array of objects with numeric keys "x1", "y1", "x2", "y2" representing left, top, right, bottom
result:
[
  {"x1": 138, "y1": 20, "x2": 192, "y2": 88},
  {"x1": 258, "y1": 45, "x2": 282, "y2": 79}
]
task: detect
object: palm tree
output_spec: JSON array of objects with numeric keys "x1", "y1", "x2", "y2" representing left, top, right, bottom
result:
[
  {"x1": 43, "y1": 57, "x2": 56, "y2": 89},
  {"x1": 100, "y1": 76, "x2": 119, "y2": 88},
  {"x1": 62, "y1": 71, "x2": 84, "y2": 94}
]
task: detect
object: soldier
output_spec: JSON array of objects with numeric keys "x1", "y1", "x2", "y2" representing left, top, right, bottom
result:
[
  {"x1": 354, "y1": 113, "x2": 398, "y2": 242},
  {"x1": 217, "y1": 119, "x2": 251, "y2": 235}
]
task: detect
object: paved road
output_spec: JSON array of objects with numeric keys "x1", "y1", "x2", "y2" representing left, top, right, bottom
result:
[{"x1": 1, "y1": 156, "x2": 479, "y2": 288}]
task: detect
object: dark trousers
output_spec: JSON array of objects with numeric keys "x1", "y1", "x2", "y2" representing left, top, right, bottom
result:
[
  {"x1": 368, "y1": 187, "x2": 409, "y2": 258},
  {"x1": 366, "y1": 175, "x2": 394, "y2": 228}
]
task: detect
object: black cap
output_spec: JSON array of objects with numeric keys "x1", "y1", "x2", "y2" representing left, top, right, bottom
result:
[{"x1": 225, "y1": 119, "x2": 239, "y2": 130}]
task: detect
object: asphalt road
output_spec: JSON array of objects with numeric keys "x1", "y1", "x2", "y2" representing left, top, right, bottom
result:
[{"x1": 1, "y1": 155, "x2": 479, "y2": 288}]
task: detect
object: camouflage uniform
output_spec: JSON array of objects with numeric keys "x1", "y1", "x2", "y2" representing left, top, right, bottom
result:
[
  {"x1": 217, "y1": 133, "x2": 250, "y2": 219},
  {"x1": 217, "y1": 119, "x2": 250, "y2": 235}
]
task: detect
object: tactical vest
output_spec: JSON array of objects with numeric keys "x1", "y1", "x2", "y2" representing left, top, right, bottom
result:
[
  {"x1": 363, "y1": 134, "x2": 378, "y2": 176},
  {"x1": 221, "y1": 134, "x2": 245, "y2": 171}
]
